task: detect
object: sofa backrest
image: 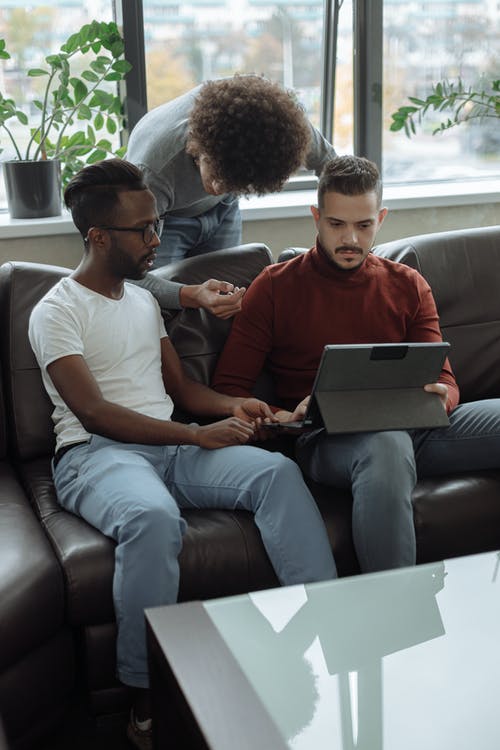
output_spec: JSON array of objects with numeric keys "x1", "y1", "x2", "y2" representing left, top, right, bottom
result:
[
  {"x1": 0, "y1": 262, "x2": 70, "y2": 460},
  {"x1": 373, "y1": 225, "x2": 500, "y2": 403},
  {"x1": 153, "y1": 243, "x2": 274, "y2": 387},
  {"x1": 0, "y1": 370, "x2": 8, "y2": 461}
]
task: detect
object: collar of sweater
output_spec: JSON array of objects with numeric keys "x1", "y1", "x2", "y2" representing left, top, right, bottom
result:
[{"x1": 309, "y1": 239, "x2": 377, "y2": 285}]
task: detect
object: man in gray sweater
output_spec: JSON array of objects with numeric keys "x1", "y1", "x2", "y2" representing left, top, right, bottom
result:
[{"x1": 127, "y1": 74, "x2": 336, "y2": 267}]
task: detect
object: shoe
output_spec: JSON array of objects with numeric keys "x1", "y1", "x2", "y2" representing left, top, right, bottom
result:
[{"x1": 127, "y1": 709, "x2": 153, "y2": 750}]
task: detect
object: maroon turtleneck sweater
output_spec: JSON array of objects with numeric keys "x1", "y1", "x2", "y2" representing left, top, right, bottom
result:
[{"x1": 212, "y1": 242, "x2": 459, "y2": 413}]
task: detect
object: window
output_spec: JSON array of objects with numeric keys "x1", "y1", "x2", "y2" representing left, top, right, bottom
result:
[
  {"x1": 139, "y1": 0, "x2": 332, "y2": 136},
  {"x1": 382, "y1": 0, "x2": 500, "y2": 184},
  {"x1": 1, "y1": 0, "x2": 498, "y2": 214},
  {"x1": 0, "y1": 2, "x2": 117, "y2": 208},
  {"x1": 125, "y1": 0, "x2": 499, "y2": 186}
]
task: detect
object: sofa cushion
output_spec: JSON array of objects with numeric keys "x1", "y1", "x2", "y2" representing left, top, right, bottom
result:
[{"x1": 0, "y1": 462, "x2": 65, "y2": 671}]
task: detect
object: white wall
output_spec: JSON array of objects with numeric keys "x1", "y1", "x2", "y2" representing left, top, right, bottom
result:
[
  {"x1": 0, "y1": 200, "x2": 498, "y2": 268},
  {"x1": 242, "y1": 201, "x2": 500, "y2": 257}
]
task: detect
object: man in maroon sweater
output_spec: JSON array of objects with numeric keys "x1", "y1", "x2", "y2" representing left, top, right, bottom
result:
[{"x1": 213, "y1": 155, "x2": 500, "y2": 573}]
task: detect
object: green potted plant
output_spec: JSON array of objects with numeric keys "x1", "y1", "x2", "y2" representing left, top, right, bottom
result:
[
  {"x1": 390, "y1": 77, "x2": 500, "y2": 139},
  {"x1": 0, "y1": 20, "x2": 131, "y2": 218}
]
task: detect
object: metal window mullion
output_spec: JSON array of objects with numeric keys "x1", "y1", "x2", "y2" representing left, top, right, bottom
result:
[
  {"x1": 353, "y1": 0, "x2": 382, "y2": 170},
  {"x1": 320, "y1": 0, "x2": 341, "y2": 142},
  {"x1": 114, "y1": 0, "x2": 148, "y2": 146}
]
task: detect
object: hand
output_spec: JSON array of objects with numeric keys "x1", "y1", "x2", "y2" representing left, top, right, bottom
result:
[
  {"x1": 424, "y1": 382, "x2": 448, "y2": 411},
  {"x1": 180, "y1": 279, "x2": 245, "y2": 319},
  {"x1": 258, "y1": 395, "x2": 312, "y2": 439},
  {"x1": 233, "y1": 397, "x2": 276, "y2": 423},
  {"x1": 193, "y1": 417, "x2": 255, "y2": 449},
  {"x1": 272, "y1": 395, "x2": 311, "y2": 425},
  {"x1": 286, "y1": 395, "x2": 310, "y2": 423}
]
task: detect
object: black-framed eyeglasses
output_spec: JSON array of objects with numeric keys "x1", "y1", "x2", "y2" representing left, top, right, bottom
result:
[{"x1": 92, "y1": 218, "x2": 164, "y2": 244}]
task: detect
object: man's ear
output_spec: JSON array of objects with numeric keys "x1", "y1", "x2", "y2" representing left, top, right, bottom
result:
[
  {"x1": 377, "y1": 207, "x2": 388, "y2": 229},
  {"x1": 86, "y1": 227, "x2": 108, "y2": 248},
  {"x1": 310, "y1": 205, "x2": 320, "y2": 222}
]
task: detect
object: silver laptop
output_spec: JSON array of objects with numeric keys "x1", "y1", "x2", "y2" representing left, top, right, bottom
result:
[{"x1": 267, "y1": 342, "x2": 451, "y2": 434}]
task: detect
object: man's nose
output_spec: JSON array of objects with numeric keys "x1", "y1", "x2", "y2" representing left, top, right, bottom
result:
[{"x1": 341, "y1": 225, "x2": 358, "y2": 245}]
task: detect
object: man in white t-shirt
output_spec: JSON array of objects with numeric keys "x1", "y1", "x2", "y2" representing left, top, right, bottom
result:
[{"x1": 28, "y1": 158, "x2": 336, "y2": 750}]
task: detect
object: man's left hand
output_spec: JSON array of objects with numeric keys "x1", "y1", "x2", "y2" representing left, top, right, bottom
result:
[{"x1": 424, "y1": 382, "x2": 449, "y2": 411}]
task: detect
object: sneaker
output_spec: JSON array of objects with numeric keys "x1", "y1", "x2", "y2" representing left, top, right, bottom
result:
[{"x1": 127, "y1": 710, "x2": 153, "y2": 750}]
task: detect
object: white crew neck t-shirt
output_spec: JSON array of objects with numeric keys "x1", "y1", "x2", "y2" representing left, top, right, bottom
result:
[{"x1": 29, "y1": 277, "x2": 174, "y2": 451}]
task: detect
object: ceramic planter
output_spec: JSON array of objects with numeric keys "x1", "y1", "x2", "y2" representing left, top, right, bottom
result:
[{"x1": 3, "y1": 159, "x2": 61, "y2": 219}]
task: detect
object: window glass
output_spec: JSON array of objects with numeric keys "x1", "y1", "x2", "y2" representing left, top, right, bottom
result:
[
  {"x1": 142, "y1": 0, "x2": 350, "y2": 147},
  {"x1": 0, "y1": 2, "x2": 116, "y2": 208},
  {"x1": 383, "y1": 0, "x2": 500, "y2": 184}
]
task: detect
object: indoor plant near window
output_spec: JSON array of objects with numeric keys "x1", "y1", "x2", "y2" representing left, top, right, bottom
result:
[
  {"x1": 0, "y1": 20, "x2": 131, "y2": 218},
  {"x1": 390, "y1": 77, "x2": 500, "y2": 140}
]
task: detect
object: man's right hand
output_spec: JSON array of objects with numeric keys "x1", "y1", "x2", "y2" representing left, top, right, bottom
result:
[
  {"x1": 180, "y1": 280, "x2": 245, "y2": 319},
  {"x1": 193, "y1": 417, "x2": 255, "y2": 449}
]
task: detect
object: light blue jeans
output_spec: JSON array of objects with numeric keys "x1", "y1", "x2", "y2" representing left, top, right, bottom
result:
[
  {"x1": 155, "y1": 196, "x2": 242, "y2": 267},
  {"x1": 295, "y1": 399, "x2": 500, "y2": 573},
  {"x1": 53, "y1": 435, "x2": 336, "y2": 688}
]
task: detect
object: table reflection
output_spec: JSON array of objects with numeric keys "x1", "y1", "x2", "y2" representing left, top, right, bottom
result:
[{"x1": 208, "y1": 561, "x2": 447, "y2": 749}]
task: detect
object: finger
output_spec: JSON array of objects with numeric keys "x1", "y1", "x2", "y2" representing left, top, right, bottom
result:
[
  {"x1": 212, "y1": 300, "x2": 244, "y2": 319},
  {"x1": 212, "y1": 288, "x2": 245, "y2": 307},
  {"x1": 207, "y1": 279, "x2": 235, "y2": 293},
  {"x1": 218, "y1": 288, "x2": 245, "y2": 304},
  {"x1": 261, "y1": 405, "x2": 277, "y2": 420},
  {"x1": 424, "y1": 383, "x2": 446, "y2": 394},
  {"x1": 213, "y1": 279, "x2": 234, "y2": 294}
]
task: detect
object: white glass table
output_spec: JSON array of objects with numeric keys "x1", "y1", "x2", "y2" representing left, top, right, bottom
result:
[{"x1": 146, "y1": 551, "x2": 500, "y2": 750}]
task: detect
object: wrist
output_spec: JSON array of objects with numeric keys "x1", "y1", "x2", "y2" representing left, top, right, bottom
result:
[
  {"x1": 179, "y1": 284, "x2": 200, "y2": 309},
  {"x1": 230, "y1": 397, "x2": 246, "y2": 416},
  {"x1": 178, "y1": 422, "x2": 201, "y2": 445}
]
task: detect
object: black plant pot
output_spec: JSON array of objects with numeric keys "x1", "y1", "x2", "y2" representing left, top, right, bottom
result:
[{"x1": 3, "y1": 159, "x2": 62, "y2": 219}]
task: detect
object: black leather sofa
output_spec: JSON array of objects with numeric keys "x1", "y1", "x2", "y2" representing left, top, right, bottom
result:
[{"x1": 0, "y1": 226, "x2": 499, "y2": 747}]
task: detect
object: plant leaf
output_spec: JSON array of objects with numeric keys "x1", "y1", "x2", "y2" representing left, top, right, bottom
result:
[
  {"x1": 71, "y1": 79, "x2": 88, "y2": 104},
  {"x1": 77, "y1": 103, "x2": 92, "y2": 120},
  {"x1": 27, "y1": 68, "x2": 49, "y2": 78},
  {"x1": 81, "y1": 70, "x2": 99, "y2": 83},
  {"x1": 87, "y1": 148, "x2": 108, "y2": 163}
]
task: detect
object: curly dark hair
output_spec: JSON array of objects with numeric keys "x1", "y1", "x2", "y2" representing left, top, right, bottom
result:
[
  {"x1": 64, "y1": 158, "x2": 147, "y2": 242},
  {"x1": 186, "y1": 75, "x2": 311, "y2": 195},
  {"x1": 318, "y1": 155, "x2": 382, "y2": 208}
]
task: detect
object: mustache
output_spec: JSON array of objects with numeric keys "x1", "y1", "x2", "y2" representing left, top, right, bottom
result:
[{"x1": 335, "y1": 245, "x2": 362, "y2": 253}]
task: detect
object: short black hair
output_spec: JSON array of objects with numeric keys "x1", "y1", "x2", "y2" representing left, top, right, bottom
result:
[
  {"x1": 186, "y1": 75, "x2": 311, "y2": 195},
  {"x1": 64, "y1": 158, "x2": 147, "y2": 241},
  {"x1": 318, "y1": 155, "x2": 382, "y2": 208}
]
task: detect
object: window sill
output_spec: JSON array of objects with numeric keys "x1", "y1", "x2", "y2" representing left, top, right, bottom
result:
[{"x1": 0, "y1": 178, "x2": 498, "y2": 239}]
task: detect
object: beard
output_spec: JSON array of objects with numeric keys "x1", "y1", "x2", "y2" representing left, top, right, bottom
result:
[{"x1": 108, "y1": 236, "x2": 149, "y2": 280}]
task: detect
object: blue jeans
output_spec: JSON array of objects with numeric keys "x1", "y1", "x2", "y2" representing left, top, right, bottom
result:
[
  {"x1": 53, "y1": 435, "x2": 336, "y2": 688},
  {"x1": 155, "y1": 196, "x2": 242, "y2": 267},
  {"x1": 295, "y1": 398, "x2": 500, "y2": 573}
]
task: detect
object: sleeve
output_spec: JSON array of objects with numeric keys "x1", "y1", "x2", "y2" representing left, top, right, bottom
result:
[
  {"x1": 130, "y1": 273, "x2": 183, "y2": 310},
  {"x1": 304, "y1": 122, "x2": 337, "y2": 177},
  {"x1": 28, "y1": 298, "x2": 84, "y2": 372},
  {"x1": 408, "y1": 274, "x2": 460, "y2": 412},
  {"x1": 212, "y1": 269, "x2": 275, "y2": 399},
  {"x1": 152, "y1": 295, "x2": 169, "y2": 339}
]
